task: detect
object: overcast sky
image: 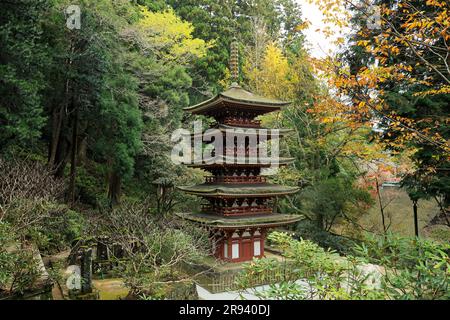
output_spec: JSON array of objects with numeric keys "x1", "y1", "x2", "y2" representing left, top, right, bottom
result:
[{"x1": 295, "y1": 0, "x2": 342, "y2": 58}]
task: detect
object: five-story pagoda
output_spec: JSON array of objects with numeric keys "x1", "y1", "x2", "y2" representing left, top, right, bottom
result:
[{"x1": 177, "y1": 40, "x2": 300, "y2": 263}]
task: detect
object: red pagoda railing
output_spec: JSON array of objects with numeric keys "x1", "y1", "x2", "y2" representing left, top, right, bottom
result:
[
  {"x1": 223, "y1": 117, "x2": 261, "y2": 128},
  {"x1": 205, "y1": 176, "x2": 267, "y2": 184},
  {"x1": 201, "y1": 205, "x2": 272, "y2": 216}
]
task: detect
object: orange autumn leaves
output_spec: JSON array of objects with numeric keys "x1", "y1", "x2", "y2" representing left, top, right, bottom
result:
[{"x1": 306, "y1": 0, "x2": 450, "y2": 156}]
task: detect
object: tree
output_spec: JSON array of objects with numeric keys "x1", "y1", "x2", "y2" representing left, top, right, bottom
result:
[
  {"x1": 308, "y1": 0, "x2": 450, "y2": 224},
  {"x1": 42, "y1": 0, "x2": 145, "y2": 204},
  {"x1": 122, "y1": 5, "x2": 208, "y2": 207},
  {"x1": 95, "y1": 71, "x2": 143, "y2": 206},
  {"x1": 167, "y1": 0, "x2": 304, "y2": 99},
  {"x1": 0, "y1": 0, "x2": 50, "y2": 151}
]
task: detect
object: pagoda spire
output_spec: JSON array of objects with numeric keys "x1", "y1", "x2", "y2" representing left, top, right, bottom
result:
[{"x1": 229, "y1": 37, "x2": 239, "y2": 86}]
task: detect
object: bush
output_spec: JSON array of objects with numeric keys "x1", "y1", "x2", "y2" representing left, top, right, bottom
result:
[
  {"x1": 75, "y1": 165, "x2": 107, "y2": 207},
  {"x1": 354, "y1": 234, "x2": 450, "y2": 300},
  {"x1": 238, "y1": 232, "x2": 449, "y2": 300},
  {"x1": 294, "y1": 220, "x2": 356, "y2": 255},
  {"x1": 237, "y1": 231, "x2": 382, "y2": 300},
  {"x1": 36, "y1": 208, "x2": 87, "y2": 254},
  {"x1": 0, "y1": 222, "x2": 41, "y2": 296},
  {"x1": 95, "y1": 200, "x2": 210, "y2": 298}
]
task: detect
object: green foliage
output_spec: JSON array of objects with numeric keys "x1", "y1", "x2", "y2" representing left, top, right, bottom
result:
[
  {"x1": 97, "y1": 200, "x2": 210, "y2": 298},
  {"x1": 167, "y1": 0, "x2": 304, "y2": 98},
  {"x1": 237, "y1": 232, "x2": 383, "y2": 300},
  {"x1": 74, "y1": 164, "x2": 107, "y2": 207},
  {"x1": 36, "y1": 208, "x2": 86, "y2": 254},
  {"x1": 0, "y1": 0, "x2": 50, "y2": 150},
  {"x1": 95, "y1": 70, "x2": 143, "y2": 180},
  {"x1": 295, "y1": 220, "x2": 356, "y2": 255},
  {"x1": 0, "y1": 222, "x2": 41, "y2": 296},
  {"x1": 3, "y1": 0, "x2": 447, "y2": 302},
  {"x1": 238, "y1": 231, "x2": 449, "y2": 300},
  {"x1": 3, "y1": 199, "x2": 87, "y2": 254},
  {"x1": 297, "y1": 175, "x2": 373, "y2": 231},
  {"x1": 354, "y1": 234, "x2": 450, "y2": 300}
]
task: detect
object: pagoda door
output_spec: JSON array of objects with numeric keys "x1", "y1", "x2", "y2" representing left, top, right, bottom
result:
[{"x1": 241, "y1": 239, "x2": 253, "y2": 261}]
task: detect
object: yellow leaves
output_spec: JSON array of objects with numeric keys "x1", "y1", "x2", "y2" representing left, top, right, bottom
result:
[
  {"x1": 321, "y1": 116, "x2": 336, "y2": 124},
  {"x1": 403, "y1": 20, "x2": 429, "y2": 31},
  {"x1": 357, "y1": 40, "x2": 371, "y2": 47},
  {"x1": 390, "y1": 46, "x2": 401, "y2": 55},
  {"x1": 426, "y1": 0, "x2": 448, "y2": 8},
  {"x1": 334, "y1": 37, "x2": 345, "y2": 45},
  {"x1": 294, "y1": 20, "x2": 311, "y2": 32},
  {"x1": 357, "y1": 101, "x2": 366, "y2": 109},
  {"x1": 137, "y1": 6, "x2": 210, "y2": 63},
  {"x1": 413, "y1": 85, "x2": 450, "y2": 97},
  {"x1": 305, "y1": 0, "x2": 350, "y2": 41},
  {"x1": 244, "y1": 43, "x2": 293, "y2": 100}
]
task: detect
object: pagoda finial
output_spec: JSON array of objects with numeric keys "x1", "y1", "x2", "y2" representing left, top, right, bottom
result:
[{"x1": 230, "y1": 37, "x2": 239, "y2": 86}]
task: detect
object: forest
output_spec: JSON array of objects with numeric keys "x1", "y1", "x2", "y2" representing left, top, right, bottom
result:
[{"x1": 0, "y1": 0, "x2": 449, "y2": 300}]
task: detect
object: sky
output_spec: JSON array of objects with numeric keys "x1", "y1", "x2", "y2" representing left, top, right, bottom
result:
[{"x1": 295, "y1": 0, "x2": 341, "y2": 58}]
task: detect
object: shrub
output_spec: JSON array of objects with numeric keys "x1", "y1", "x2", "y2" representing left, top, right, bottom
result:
[
  {"x1": 94, "y1": 200, "x2": 210, "y2": 298},
  {"x1": 0, "y1": 222, "x2": 41, "y2": 296},
  {"x1": 354, "y1": 234, "x2": 450, "y2": 300},
  {"x1": 238, "y1": 231, "x2": 449, "y2": 300},
  {"x1": 237, "y1": 231, "x2": 383, "y2": 300}
]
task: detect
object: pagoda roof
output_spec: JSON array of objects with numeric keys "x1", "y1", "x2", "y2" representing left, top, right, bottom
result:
[
  {"x1": 184, "y1": 83, "x2": 290, "y2": 115},
  {"x1": 186, "y1": 155, "x2": 295, "y2": 168},
  {"x1": 177, "y1": 183, "x2": 299, "y2": 197},
  {"x1": 176, "y1": 212, "x2": 302, "y2": 229}
]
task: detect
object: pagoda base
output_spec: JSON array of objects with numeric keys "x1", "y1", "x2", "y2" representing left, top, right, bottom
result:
[
  {"x1": 176, "y1": 212, "x2": 302, "y2": 263},
  {"x1": 213, "y1": 227, "x2": 266, "y2": 263}
]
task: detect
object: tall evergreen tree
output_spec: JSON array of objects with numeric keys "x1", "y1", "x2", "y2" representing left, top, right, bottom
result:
[{"x1": 0, "y1": 0, "x2": 50, "y2": 151}]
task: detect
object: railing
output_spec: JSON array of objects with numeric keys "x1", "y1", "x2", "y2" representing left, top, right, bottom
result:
[
  {"x1": 205, "y1": 176, "x2": 267, "y2": 184},
  {"x1": 201, "y1": 205, "x2": 272, "y2": 216},
  {"x1": 223, "y1": 118, "x2": 261, "y2": 128},
  {"x1": 196, "y1": 261, "x2": 297, "y2": 293}
]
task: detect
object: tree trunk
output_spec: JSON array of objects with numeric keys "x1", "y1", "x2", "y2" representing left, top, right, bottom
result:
[
  {"x1": 413, "y1": 200, "x2": 419, "y2": 237},
  {"x1": 77, "y1": 135, "x2": 88, "y2": 165},
  {"x1": 68, "y1": 100, "x2": 78, "y2": 205},
  {"x1": 48, "y1": 103, "x2": 65, "y2": 170},
  {"x1": 108, "y1": 170, "x2": 121, "y2": 206},
  {"x1": 54, "y1": 134, "x2": 70, "y2": 178},
  {"x1": 50, "y1": 40, "x2": 73, "y2": 175},
  {"x1": 316, "y1": 213, "x2": 324, "y2": 230},
  {"x1": 376, "y1": 178, "x2": 388, "y2": 234}
]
